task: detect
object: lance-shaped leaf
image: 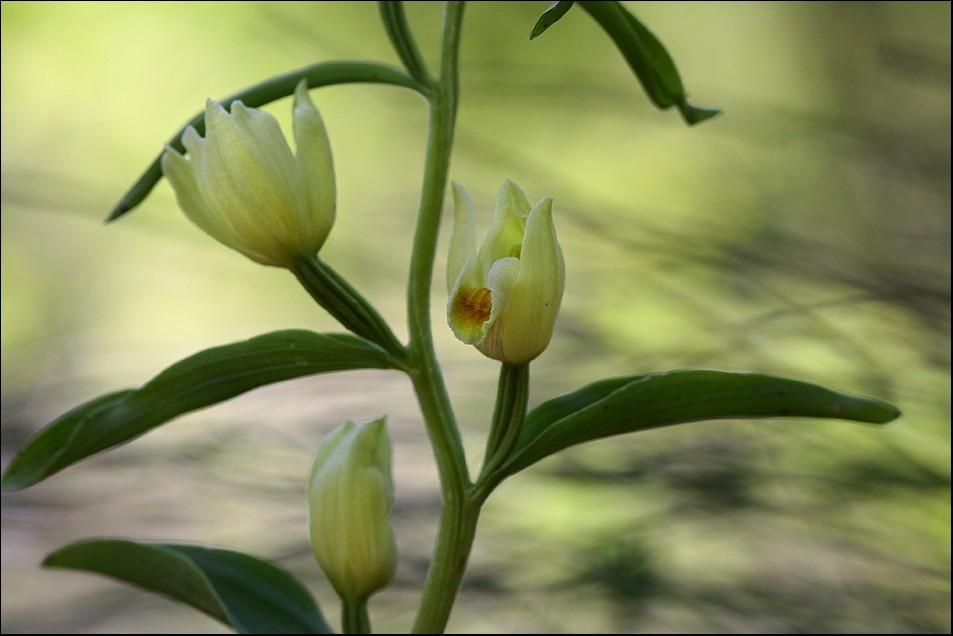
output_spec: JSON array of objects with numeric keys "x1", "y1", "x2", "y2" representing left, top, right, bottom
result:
[
  {"x1": 496, "y1": 370, "x2": 900, "y2": 478},
  {"x1": 577, "y1": 1, "x2": 720, "y2": 125},
  {"x1": 530, "y1": 1, "x2": 575, "y2": 40},
  {"x1": 44, "y1": 539, "x2": 333, "y2": 634},
  {"x1": 1, "y1": 330, "x2": 399, "y2": 491}
]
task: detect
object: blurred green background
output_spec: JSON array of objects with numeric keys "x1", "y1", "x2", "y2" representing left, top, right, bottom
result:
[{"x1": 1, "y1": 1, "x2": 949, "y2": 633}]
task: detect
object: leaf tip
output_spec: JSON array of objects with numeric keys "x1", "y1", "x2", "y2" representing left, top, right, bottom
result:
[
  {"x1": 105, "y1": 201, "x2": 132, "y2": 223},
  {"x1": 681, "y1": 104, "x2": 722, "y2": 126},
  {"x1": 868, "y1": 402, "x2": 902, "y2": 425},
  {"x1": 530, "y1": 1, "x2": 575, "y2": 40},
  {"x1": 837, "y1": 394, "x2": 902, "y2": 425}
]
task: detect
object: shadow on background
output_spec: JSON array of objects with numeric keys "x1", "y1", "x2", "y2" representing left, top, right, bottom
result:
[{"x1": 2, "y1": 2, "x2": 949, "y2": 633}]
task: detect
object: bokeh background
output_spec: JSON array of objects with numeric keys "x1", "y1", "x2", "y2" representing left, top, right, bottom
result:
[{"x1": 2, "y1": 1, "x2": 949, "y2": 633}]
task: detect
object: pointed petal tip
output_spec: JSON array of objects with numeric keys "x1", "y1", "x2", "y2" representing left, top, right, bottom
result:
[
  {"x1": 205, "y1": 98, "x2": 227, "y2": 113},
  {"x1": 499, "y1": 179, "x2": 525, "y2": 197},
  {"x1": 531, "y1": 196, "x2": 554, "y2": 216},
  {"x1": 293, "y1": 78, "x2": 317, "y2": 111},
  {"x1": 451, "y1": 181, "x2": 468, "y2": 197},
  {"x1": 496, "y1": 179, "x2": 532, "y2": 216},
  {"x1": 451, "y1": 181, "x2": 475, "y2": 211}
]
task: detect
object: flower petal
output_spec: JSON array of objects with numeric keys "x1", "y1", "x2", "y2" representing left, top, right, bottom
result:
[
  {"x1": 197, "y1": 100, "x2": 304, "y2": 266},
  {"x1": 447, "y1": 269, "x2": 492, "y2": 345},
  {"x1": 498, "y1": 197, "x2": 564, "y2": 364},
  {"x1": 476, "y1": 256, "x2": 521, "y2": 359},
  {"x1": 448, "y1": 182, "x2": 478, "y2": 293},
  {"x1": 293, "y1": 79, "x2": 336, "y2": 255},
  {"x1": 496, "y1": 179, "x2": 532, "y2": 217},
  {"x1": 479, "y1": 181, "x2": 527, "y2": 274},
  {"x1": 162, "y1": 140, "x2": 266, "y2": 262}
]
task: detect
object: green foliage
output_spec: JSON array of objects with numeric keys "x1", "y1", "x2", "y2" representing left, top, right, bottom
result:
[
  {"x1": 496, "y1": 370, "x2": 899, "y2": 479},
  {"x1": 1, "y1": 330, "x2": 397, "y2": 491},
  {"x1": 577, "y1": 1, "x2": 721, "y2": 124},
  {"x1": 44, "y1": 540, "x2": 333, "y2": 634},
  {"x1": 529, "y1": 1, "x2": 575, "y2": 40},
  {"x1": 2, "y1": 2, "x2": 911, "y2": 634}
]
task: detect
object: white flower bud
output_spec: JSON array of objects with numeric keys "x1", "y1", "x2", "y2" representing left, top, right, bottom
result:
[
  {"x1": 161, "y1": 80, "x2": 335, "y2": 268},
  {"x1": 307, "y1": 417, "x2": 397, "y2": 601}
]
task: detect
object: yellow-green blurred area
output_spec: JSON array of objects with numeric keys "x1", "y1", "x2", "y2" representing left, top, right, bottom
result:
[{"x1": 1, "y1": 1, "x2": 949, "y2": 632}]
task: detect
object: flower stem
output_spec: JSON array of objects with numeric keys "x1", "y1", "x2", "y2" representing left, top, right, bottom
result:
[
  {"x1": 477, "y1": 363, "x2": 529, "y2": 492},
  {"x1": 404, "y1": 3, "x2": 476, "y2": 634},
  {"x1": 292, "y1": 256, "x2": 407, "y2": 363},
  {"x1": 379, "y1": 1, "x2": 436, "y2": 87},
  {"x1": 341, "y1": 596, "x2": 371, "y2": 634}
]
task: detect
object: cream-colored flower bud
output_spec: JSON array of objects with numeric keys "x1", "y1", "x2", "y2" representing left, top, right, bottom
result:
[
  {"x1": 307, "y1": 417, "x2": 397, "y2": 601},
  {"x1": 161, "y1": 79, "x2": 335, "y2": 268},
  {"x1": 447, "y1": 180, "x2": 565, "y2": 364}
]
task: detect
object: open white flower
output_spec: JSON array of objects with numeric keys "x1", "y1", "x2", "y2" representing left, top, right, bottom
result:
[{"x1": 447, "y1": 180, "x2": 564, "y2": 364}]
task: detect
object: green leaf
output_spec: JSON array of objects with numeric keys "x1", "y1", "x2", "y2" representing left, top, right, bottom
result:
[
  {"x1": 577, "y1": 1, "x2": 720, "y2": 125},
  {"x1": 108, "y1": 60, "x2": 425, "y2": 222},
  {"x1": 1, "y1": 330, "x2": 398, "y2": 491},
  {"x1": 498, "y1": 370, "x2": 900, "y2": 477},
  {"x1": 44, "y1": 539, "x2": 333, "y2": 634},
  {"x1": 530, "y1": 1, "x2": 575, "y2": 40}
]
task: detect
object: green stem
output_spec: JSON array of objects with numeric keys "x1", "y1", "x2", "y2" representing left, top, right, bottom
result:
[
  {"x1": 292, "y1": 256, "x2": 408, "y2": 364},
  {"x1": 476, "y1": 364, "x2": 529, "y2": 493},
  {"x1": 412, "y1": 489, "x2": 482, "y2": 633},
  {"x1": 379, "y1": 1, "x2": 435, "y2": 87},
  {"x1": 405, "y1": 3, "x2": 473, "y2": 633},
  {"x1": 341, "y1": 596, "x2": 371, "y2": 634}
]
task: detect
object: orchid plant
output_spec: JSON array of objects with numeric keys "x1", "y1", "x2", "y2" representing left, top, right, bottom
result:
[{"x1": 1, "y1": 2, "x2": 900, "y2": 634}]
